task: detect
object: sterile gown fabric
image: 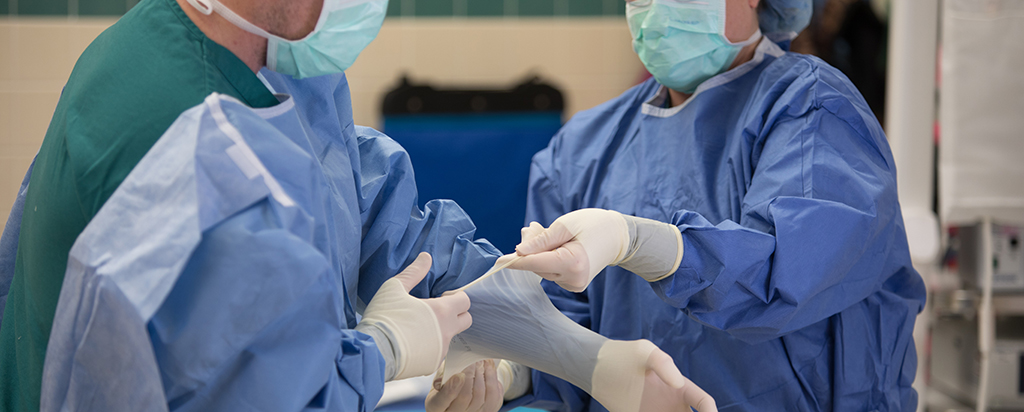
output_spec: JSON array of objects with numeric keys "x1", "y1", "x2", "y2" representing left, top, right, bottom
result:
[
  {"x1": 0, "y1": 159, "x2": 33, "y2": 325},
  {"x1": 510, "y1": 39, "x2": 926, "y2": 412},
  {"x1": 40, "y1": 71, "x2": 499, "y2": 412},
  {"x1": 1, "y1": 0, "x2": 281, "y2": 408}
]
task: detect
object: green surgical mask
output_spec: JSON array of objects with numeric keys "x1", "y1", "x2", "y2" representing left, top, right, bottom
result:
[
  {"x1": 627, "y1": 0, "x2": 760, "y2": 93},
  {"x1": 187, "y1": 0, "x2": 387, "y2": 79}
]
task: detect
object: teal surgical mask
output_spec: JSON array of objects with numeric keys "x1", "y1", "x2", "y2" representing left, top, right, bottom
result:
[
  {"x1": 627, "y1": 0, "x2": 760, "y2": 93},
  {"x1": 187, "y1": 0, "x2": 387, "y2": 79}
]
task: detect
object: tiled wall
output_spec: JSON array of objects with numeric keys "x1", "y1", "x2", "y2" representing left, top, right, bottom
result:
[
  {"x1": 0, "y1": 18, "x2": 117, "y2": 234},
  {"x1": 346, "y1": 18, "x2": 643, "y2": 129},
  {"x1": 2, "y1": 0, "x2": 625, "y2": 17},
  {"x1": 385, "y1": 0, "x2": 626, "y2": 17},
  {"x1": 1, "y1": 0, "x2": 140, "y2": 16},
  {"x1": 0, "y1": 16, "x2": 644, "y2": 233}
]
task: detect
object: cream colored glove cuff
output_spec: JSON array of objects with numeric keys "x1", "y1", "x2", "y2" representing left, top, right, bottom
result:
[
  {"x1": 615, "y1": 215, "x2": 684, "y2": 282},
  {"x1": 355, "y1": 277, "x2": 443, "y2": 381},
  {"x1": 496, "y1": 360, "x2": 532, "y2": 401}
]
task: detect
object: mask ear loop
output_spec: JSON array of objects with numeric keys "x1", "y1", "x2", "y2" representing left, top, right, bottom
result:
[
  {"x1": 183, "y1": 0, "x2": 280, "y2": 41},
  {"x1": 727, "y1": 28, "x2": 762, "y2": 47},
  {"x1": 185, "y1": 0, "x2": 213, "y2": 14},
  {"x1": 184, "y1": 0, "x2": 291, "y2": 70}
]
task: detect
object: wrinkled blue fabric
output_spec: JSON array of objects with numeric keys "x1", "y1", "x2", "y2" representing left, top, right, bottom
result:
[
  {"x1": 760, "y1": 0, "x2": 812, "y2": 36},
  {"x1": 0, "y1": 158, "x2": 34, "y2": 326},
  {"x1": 41, "y1": 71, "x2": 499, "y2": 412},
  {"x1": 509, "y1": 40, "x2": 926, "y2": 412}
]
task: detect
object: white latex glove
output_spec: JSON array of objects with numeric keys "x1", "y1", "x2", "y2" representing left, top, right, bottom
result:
[
  {"x1": 356, "y1": 252, "x2": 472, "y2": 381},
  {"x1": 508, "y1": 209, "x2": 683, "y2": 292},
  {"x1": 425, "y1": 360, "x2": 505, "y2": 412},
  {"x1": 594, "y1": 340, "x2": 717, "y2": 412}
]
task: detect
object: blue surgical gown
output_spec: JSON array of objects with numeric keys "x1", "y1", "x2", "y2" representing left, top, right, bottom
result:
[
  {"x1": 511, "y1": 39, "x2": 926, "y2": 411},
  {"x1": 38, "y1": 72, "x2": 499, "y2": 412}
]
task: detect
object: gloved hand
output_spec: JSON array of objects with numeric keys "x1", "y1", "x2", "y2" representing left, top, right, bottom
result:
[
  {"x1": 425, "y1": 359, "x2": 500, "y2": 412},
  {"x1": 593, "y1": 340, "x2": 717, "y2": 412},
  {"x1": 638, "y1": 366, "x2": 718, "y2": 412},
  {"x1": 355, "y1": 252, "x2": 472, "y2": 381},
  {"x1": 508, "y1": 208, "x2": 683, "y2": 292}
]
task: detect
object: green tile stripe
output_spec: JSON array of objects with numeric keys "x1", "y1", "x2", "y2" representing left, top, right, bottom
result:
[
  {"x1": 2, "y1": 0, "x2": 139, "y2": 15},
  {"x1": 2, "y1": 0, "x2": 624, "y2": 17},
  {"x1": 387, "y1": 0, "x2": 627, "y2": 17}
]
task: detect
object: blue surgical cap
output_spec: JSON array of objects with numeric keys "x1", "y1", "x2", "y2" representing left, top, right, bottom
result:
[{"x1": 759, "y1": 0, "x2": 812, "y2": 35}]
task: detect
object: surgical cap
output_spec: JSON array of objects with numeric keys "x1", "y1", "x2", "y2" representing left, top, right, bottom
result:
[{"x1": 759, "y1": 0, "x2": 812, "y2": 35}]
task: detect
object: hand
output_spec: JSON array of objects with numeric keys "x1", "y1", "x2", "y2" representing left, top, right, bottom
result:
[
  {"x1": 638, "y1": 350, "x2": 717, "y2": 412},
  {"x1": 425, "y1": 360, "x2": 504, "y2": 412},
  {"x1": 509, "y1": 209, "x2": 683, "y2": 292},
  {"x1": 510, "y1": 209, "x2": 632, "y2": 292},
  {"x1": 592, "y1": 340, "x2": 717, "y2": 412},
  {"x1": 356, "y1": 253, "x2": 473, "y2": 380},
  {"x1": 393, "y1": 254, "x2": 474, "y2": 361}
]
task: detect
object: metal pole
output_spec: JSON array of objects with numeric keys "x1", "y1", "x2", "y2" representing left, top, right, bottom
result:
[
  {"x1": 885, "y1": 2, "x2": 940, "y2": 411},
  {"x1": 885, "y1": 0, "x2": 939, "y2": 211},
  {"x1": 976, "y1": 216, "x2": 994, "y2": 412}
]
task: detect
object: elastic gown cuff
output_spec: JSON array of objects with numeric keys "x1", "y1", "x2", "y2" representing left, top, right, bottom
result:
[
  {"x1": 355, "y1": 323, "x2": 398, "y2": 381},
  {"x1": 617, "y1": 215, "x2": 684, "y2": 282},
  {"x1": 650, "y1": 232, "x2": 709, "y2": 307}
]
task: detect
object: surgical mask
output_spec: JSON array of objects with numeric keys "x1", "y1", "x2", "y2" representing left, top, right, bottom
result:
[
  {"x1": 627, "y1": 0, "x2": 761, "y2": 93},
  {"x1": 186, "y1": 0, "x2": 387, "y2": 79}
]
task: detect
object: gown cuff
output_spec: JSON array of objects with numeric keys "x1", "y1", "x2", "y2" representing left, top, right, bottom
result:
[{"x1": 355, "y1": 323, "x2": 398, "y2": 381}]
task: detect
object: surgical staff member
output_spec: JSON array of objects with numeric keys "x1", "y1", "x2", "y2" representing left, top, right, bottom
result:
[
  {"x1": 435, "y1": 0, "x2": 926, "y2": 410},
  {"x1": 0, "y1": 0, "x2": 499, "y2": 410}
]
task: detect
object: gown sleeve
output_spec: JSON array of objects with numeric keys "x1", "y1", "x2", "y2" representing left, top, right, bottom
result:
[
  {"x1": 354, "y1": 126, "x2": 501, "y2": 303},
  {"x1": 0, "y1": 157, "x2": 33, "y2": 324},
  {"x1": 146, "y1": 202, "x2": 389, "y2": 412},
  {"x1": 654, "y1": 103, "x2": 913, "y2": 344},
  {"x1": 43, "y1": 114, "x2": 394, "y2": 412}
]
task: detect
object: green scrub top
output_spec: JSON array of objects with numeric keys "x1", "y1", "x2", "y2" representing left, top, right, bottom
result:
[{"x1": 0, "y1": 0, "x2": 278, "y2": 409}]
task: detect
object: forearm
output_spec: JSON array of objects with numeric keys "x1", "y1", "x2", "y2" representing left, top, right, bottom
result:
[
  {"x1": 653, "y1": 200, "x2": 896, "y2": 343},
  {"x1": 360, "y1": 198, "x2": 499, "y2": 301}
]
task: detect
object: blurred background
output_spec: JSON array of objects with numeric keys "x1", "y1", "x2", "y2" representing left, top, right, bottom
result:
[
  {"x1": 3, "y1": 0, "x2": 1024, "y2": 411},
  {"x1": 0, "y1": 0, "x2": 902, "y2": 240}
]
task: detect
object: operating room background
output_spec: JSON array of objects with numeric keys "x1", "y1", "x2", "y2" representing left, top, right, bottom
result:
[
  {"x1": 0, "y1": 0, "x2": 646, "y2": 235},
  {"x1": 0, "y1": 0, "x2": 897, "y2": 238},
  {"x1": 9, "y1": 2, "x2": 1023, "y2": 411}
]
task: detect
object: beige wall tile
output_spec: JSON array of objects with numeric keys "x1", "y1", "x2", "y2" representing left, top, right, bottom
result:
[
  {"x1": 0, "y1": 89, "x2": 11, "y2": 146},
  {"x1": 0, "y1": 17, "x2": 648, "y2": 229},
  {"x1": 9, "y1": 91, "x2": 61, "y2": 148},
  {"x1": 0, "y1": 90, "x2": 51, "y2": 232},
  {"x1": 0, "y1": 154, "x2": 35, "y2": 235},
  {"x1": 0, "y1": 19, "x2": 116, "y2": 235},
  {"x1": 345, "y1": 18, "x2": 645, "y2": 128},
  {"x1": 351, "y1": 19, "x2": 404, "y2": 77},
  {"x1": 0, "y1": 88, "x2": 39, "y2": 233},
  {"x1": 0, "y1": 24, "x2": 13, "y2": 84},
  {"x1": 0, "y1": 91, "x2": 13, "y2": 233},
  {"x1": 10, "y1": 22, "x2": 77, "y2": 86},
  {"x1": 67, "y1": 19, "x2": 118, "y2": 59}
]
